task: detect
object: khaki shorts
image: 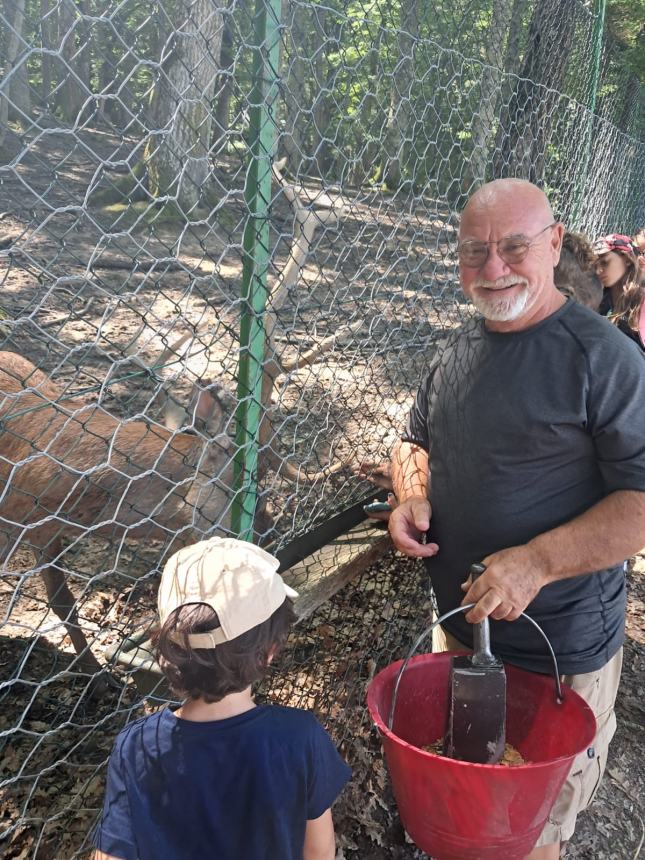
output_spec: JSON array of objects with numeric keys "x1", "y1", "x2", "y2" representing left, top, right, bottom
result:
[{"x1": 433, "y1": 624, "x2": 623, "y2": 847}]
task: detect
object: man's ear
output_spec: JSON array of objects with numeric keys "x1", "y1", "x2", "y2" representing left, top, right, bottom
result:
[{"x1": 551, "y1": 222, "x2": 565, "y2": 266}]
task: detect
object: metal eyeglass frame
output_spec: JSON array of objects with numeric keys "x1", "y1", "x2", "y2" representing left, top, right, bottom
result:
[{"x1": 458, "y1": 221, "x2": 557, "y2": 267}]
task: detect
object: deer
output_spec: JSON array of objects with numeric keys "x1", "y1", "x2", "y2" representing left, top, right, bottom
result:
[
  {"x1": 0, "y1": 160, "x2": 358, "y2": 675},
  {"x1": 0, "y1": 352, "x2": 233, "y2": 675}
]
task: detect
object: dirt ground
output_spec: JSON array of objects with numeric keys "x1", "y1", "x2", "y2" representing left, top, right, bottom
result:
[{"x1": 1, "y1": 545, "x2": 643, "y2": 859}]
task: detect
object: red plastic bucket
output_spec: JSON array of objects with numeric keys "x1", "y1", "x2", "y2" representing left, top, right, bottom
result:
[{"x1": 367, "y1": 652, "x2": 596, "y2": 860}]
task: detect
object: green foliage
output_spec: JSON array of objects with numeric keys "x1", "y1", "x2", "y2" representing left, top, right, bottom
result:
[
  {"x1": 606, "y1": 0, "x2": 645, "y2": 81},
  {"x1": 7, "y1": 0, "x2": 642, "y2": 222}
]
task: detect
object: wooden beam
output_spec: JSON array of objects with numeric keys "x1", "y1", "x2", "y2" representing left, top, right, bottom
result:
[
  {"x1": 283, "y1": 521, "x2": 391, "y2": 621},
  {"x1": 108, "y1": 521, "x2": 391, "y2": 691}
]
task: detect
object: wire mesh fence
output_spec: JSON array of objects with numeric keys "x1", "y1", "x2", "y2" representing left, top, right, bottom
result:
[{"x1": 1, "y1": 0, "x2": 644, "y2": 856}]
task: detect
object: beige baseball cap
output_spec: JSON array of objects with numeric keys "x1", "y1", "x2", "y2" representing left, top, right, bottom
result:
[{"x1": 158, "y1": 537, "x2": 298, "y2": 649}]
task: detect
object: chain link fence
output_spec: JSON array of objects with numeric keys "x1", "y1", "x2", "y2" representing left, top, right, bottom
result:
[{"x1": 1, "y1": 0, "x2": 644, "y2": 856}]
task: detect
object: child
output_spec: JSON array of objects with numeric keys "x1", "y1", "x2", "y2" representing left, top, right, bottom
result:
[
  {"x1": 553, "y1": 230, "x2": 603, "y2": 310},
  {"x1": 593, "y1": 233, "x2": 645, "y2": 350},
  {"x1": 93, "y1": 537, "x2": 351, "y2": 860}
]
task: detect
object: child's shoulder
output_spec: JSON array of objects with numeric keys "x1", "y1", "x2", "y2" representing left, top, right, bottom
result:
[
  {"x1": 263, "y1": 706, "x2": 351, "y2": 798},
  {"x1": 260, "y1": 706, "x2": 343, "y2": 773},
  {"x1": 263, "y1": 704, "x2": 321, "y2": 729},
  {"x1": 111, "y1": 708, "x2": 167, "y2": 751},
  {"x1": 261, "y1": 705, "x2": 329, "y2": 743}
]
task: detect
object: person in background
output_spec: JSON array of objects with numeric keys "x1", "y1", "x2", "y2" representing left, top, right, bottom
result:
[
  {"x1": 553, "y1": 231, "x2": 603, "y2": 310},
  {"x1": 593, "y1": 233, "x2": 645, "y2": 350},
  {"x1": 633, "y1": 228, "x2": 645, "y2": 276},
  {"x1": 389, "y1": 179, "x2": 645, "y2": 859},
  {"x1": 93, "y1": 537, "x2": 350, "y2": 860},
  {"x1": 633, "y1": 227, "x2": 645, "y2": 255}
]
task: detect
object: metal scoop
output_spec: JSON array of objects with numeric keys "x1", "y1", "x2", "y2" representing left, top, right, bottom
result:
[{"x1": 445, "y1": 563, "x2": 506, "y2": 764}]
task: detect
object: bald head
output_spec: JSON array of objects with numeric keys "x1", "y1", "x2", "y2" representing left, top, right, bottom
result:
[
  {"x1": 457, "y1": 178, "x2": 565, "y2": 332},
  {"x1": 461, "y1": 179, "x2": 554, "y2": 236}
]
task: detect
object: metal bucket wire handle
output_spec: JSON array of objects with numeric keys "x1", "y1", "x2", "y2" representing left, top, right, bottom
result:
[{"x1": 387, "y1": 605, "x2": 564, "y2": 732}]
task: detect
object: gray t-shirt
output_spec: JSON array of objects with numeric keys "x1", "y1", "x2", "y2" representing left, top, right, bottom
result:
[{"x1": 404, "y1": 300, "x2": 645, "y2": 674}]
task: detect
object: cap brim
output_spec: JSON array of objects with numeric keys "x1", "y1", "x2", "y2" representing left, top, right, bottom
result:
[{"x1": 285, "y1": 584, "x2": 299, "y2": 598}]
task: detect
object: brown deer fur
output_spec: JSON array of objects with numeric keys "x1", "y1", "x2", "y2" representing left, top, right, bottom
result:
[{"x1": 0, "y1": 352, "x2": 231, "y2": 672}]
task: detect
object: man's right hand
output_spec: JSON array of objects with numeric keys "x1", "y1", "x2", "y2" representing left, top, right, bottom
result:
[{"x1": 388, "y1": 496, "x2": 439, "y2": 558}]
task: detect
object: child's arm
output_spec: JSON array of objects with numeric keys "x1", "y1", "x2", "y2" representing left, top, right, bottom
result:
[
  {"x1": 93, "y1": 853, "x2": 122, "y2": 860},
  {"x1": 303, "y1": 808, "x2": 336, "y2": 860}
]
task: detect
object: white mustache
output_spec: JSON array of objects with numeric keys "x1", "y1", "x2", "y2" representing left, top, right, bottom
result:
[{"x1": 471, "y1": 275, "x2": 529, "y2": 290}]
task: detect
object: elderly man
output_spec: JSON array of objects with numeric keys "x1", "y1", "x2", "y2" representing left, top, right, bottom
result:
[{"x1": 389, "y1": 179, "x2": 645, "y2": 859}]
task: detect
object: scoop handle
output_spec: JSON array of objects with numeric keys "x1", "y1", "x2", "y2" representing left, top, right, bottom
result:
[
  {"x1": 386, "y1": 602, "x2": 564, "y2": 732},
  {"x1": 469, "y1": 562, "x2": 497, "y2": 667}
]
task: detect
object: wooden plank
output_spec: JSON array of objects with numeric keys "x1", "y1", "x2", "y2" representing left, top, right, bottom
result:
[{"x1": 283, "y1": 521, "x2": 391, "y2": 622}]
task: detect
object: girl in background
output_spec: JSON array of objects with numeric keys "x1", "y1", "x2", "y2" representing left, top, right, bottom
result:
[{"x1": 593, "y1": 233, "x2": 644, "y2": 351}]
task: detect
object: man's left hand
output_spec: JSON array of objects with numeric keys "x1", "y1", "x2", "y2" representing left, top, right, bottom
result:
[{"x1": 460, "y1": 544, "x2": 551, "y2": 623}]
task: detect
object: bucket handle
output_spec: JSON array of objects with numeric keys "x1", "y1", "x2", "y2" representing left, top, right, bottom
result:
[{"x1": 387, "y1": 605, "x2": 564, "y2": 732}]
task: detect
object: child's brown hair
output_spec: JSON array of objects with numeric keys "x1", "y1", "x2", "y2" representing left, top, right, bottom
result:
[{"x1": 154, "y1": 598, "x2": 295, "y2": 703}]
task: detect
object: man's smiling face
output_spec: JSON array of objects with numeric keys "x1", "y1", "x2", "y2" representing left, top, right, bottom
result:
[{"x1": 458, "y1": 181, "x2": 565, "y2": 332}]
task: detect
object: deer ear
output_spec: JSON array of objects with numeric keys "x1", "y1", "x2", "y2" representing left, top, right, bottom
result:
[
  {"x1": 194, "y1": 387, "x2": 218, "y2": 423},
  {"x1": 195, "y1": 381, "x2": 230, "y2": 430}
]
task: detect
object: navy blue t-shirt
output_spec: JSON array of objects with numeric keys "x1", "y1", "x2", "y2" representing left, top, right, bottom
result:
[{"x1": 93, "y1": 705, "x2": 351, "y2": 860}]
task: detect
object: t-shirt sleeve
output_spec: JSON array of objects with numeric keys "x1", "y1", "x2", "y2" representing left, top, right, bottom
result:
[
  {"x1": 305, "y1": 718, "x2": 351, "y2": 820},
  {"x1": 588, "y1": 338, "x2": 645, "y2": 493},
  {"x1": 402, "y1": 356, "x2": 440, "y2": 450},
  {"x1": 92, "y1": 736, "x2": 138, "y2": 860}
]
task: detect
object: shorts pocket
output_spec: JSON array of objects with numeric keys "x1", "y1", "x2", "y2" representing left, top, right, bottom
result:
[{"x1": 578, "y1": 747, "x2": 604, "y2": 812}]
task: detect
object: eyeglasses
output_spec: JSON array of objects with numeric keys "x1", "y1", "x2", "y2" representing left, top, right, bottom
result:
[{"x1": 458, "y1": 222, "x2": 557, "y2": 268}]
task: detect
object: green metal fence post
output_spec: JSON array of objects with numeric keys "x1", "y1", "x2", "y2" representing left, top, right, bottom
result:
[
  {"x1": 231, "y1": 0, "x2": 282, "y2": 540},
  {"x1": 571, "y1": 0, "x2": 606, "y2": 227}
]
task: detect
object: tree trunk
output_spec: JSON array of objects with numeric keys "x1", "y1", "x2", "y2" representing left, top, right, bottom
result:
[
  {"x1": 358, "y1": 46, "x2": 380, "y2": 182},
  {"x1": 95, "y1": 23, "x2": 121, "y2": 125},
  {"x1": 10, "y1": 3, "x2": 31, "y2": 121},
  {"x1": 494, "y1": 0, "x2": 576, "y2": 183},
  {"x1": 55, "y1": 0, "x2": 87, "y2": 122},
  {"x1": 357, "y1": 15, "x2": 387, "y2": 186},
  {"x1": 144, "y1": 0, "x2": 224, "y2": 211},
  {"x1": 1, "y1": 0, "x2": 30, "y2": 132},
  {"x1": 76, "y1": 0, "x2": 92, "y2": 104},
  {"x1": 41, "y1": 0, "x2": 53, "y2": 109},
  {"x1": 503, "y1": 0, "x2": 528, "y2": 72},
  {"x1": 212, "y1": 14, "x2": 233, "y2": 152},
  {"x1": 310, "y1": 7, "x2": 332, "y2": 177},
  {"x1": 463, "y1": 0, "x2": 515, "y2": 193},
  {"x1": 280, "y1": 0, "x2": 308, "y2": 171},
  {"x1": 380, "y1": 0, "x2": 419, "y2": 190},
  {"x1": 10, "y1": 61, "x2": 31, "y2": 123}
]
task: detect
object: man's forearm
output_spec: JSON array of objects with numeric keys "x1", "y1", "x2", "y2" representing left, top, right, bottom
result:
[
  {"x1": 464, "y1": 489, "x2": 645, "y2": 622},
  {"x1": 391, "y1": 440, "x2": 429, "y2": 502},
  {"x1": 530, "y1": 490, "x2": 645, "y2": 584}
]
